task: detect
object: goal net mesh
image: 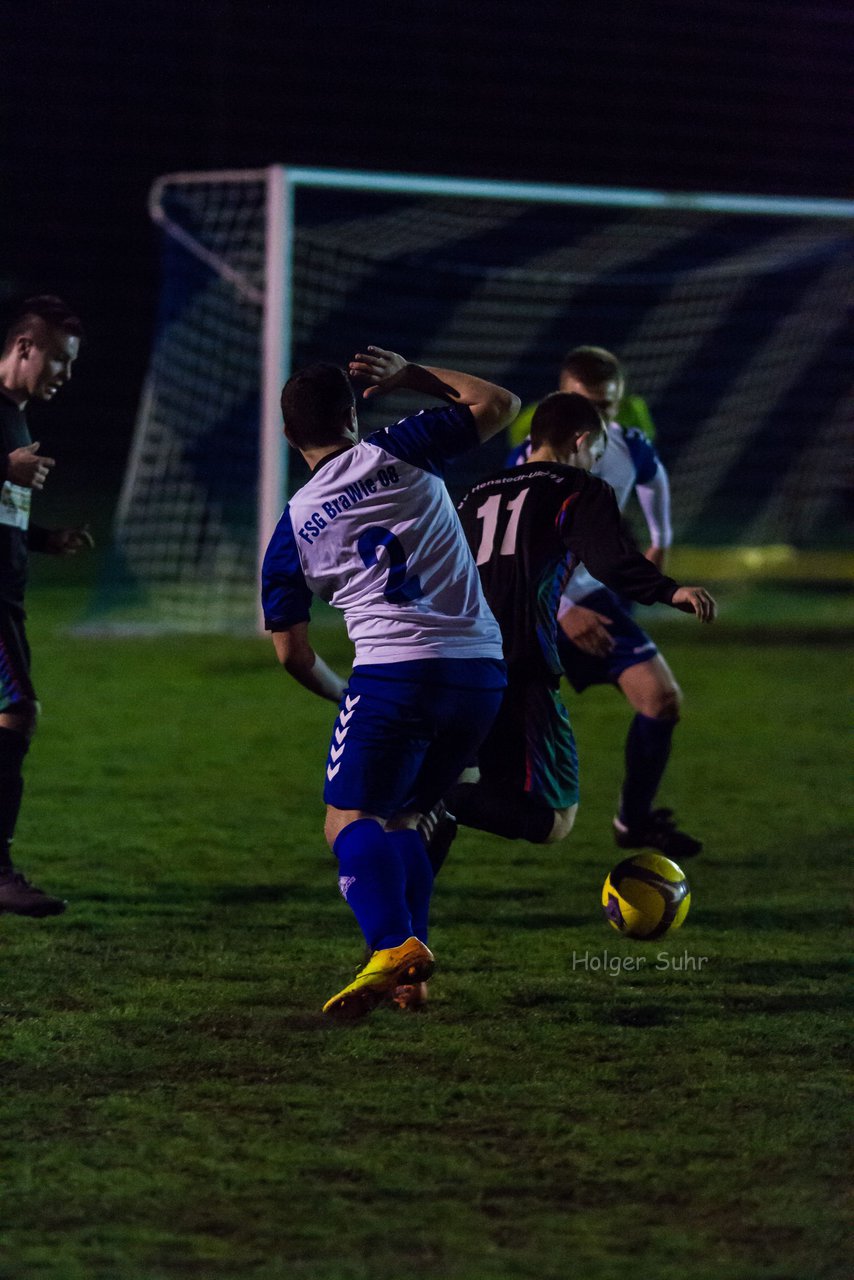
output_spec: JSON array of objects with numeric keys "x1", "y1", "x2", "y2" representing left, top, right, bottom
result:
[{"x1": 85, "y1": 170, "x2": 853, "y2": 632}]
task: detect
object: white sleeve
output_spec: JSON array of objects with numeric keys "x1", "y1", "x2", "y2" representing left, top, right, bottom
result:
[
  {"x1": 558, "y1": 561, "x2": 602, "y2": 612},
  {"x1": 636, "y1": 464, "x2": 672, "y2": 549}
]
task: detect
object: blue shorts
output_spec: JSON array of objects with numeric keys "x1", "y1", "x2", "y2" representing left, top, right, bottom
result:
[
  {"x1": 323, "y1": 657, "x2": 506, "y2": 818},
  {"x1": 558, "y1": 587, "x2": 658, "y2": 693}
]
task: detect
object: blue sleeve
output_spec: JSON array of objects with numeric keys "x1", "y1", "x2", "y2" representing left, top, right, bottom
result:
[
  {"x1": 261, "y1": 506, "x2": 313, "y2": 630},
  {"x1": 505, "y1": 438, "x2": 532, "y2": 468},
  {"x1": 623, "y1": 428, "x2": 660, "y2": 486},
  {"x1": 367, "y1": 403, "x2": 479, "y2": 476}
]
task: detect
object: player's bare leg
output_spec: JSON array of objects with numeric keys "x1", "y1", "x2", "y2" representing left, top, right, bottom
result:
[{"x1": 617, "y1": 653, "x2": 681, "y2": 721}]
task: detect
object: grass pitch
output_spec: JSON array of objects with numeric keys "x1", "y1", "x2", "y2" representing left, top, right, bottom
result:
[{"x1": 0, "y1": 581, "x2": 849, "y2": 1279}]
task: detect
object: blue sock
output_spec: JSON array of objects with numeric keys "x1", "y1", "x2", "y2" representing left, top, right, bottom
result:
[
  {"x1": 619, "y1": 713, "x2": 675, "y2": 829},
  {"x1": 332, "y1": 818, "x2": 412, "y2": 952},
  {"x1": 385, "y1": 829, "x2": 434, "y2": 944}
]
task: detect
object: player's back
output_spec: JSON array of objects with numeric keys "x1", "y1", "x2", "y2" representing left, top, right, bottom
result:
[
  {"x1": 457, "y1": 461, "x2": 594, "y2": 677},
  {"x1": 263, "y1": 404, "x2": 503, "y2": 666}
]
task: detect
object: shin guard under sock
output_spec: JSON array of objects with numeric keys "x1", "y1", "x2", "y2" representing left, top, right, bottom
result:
[
  {"x1": 385, "y1": 829, "x2": 434, "y2": 944},
  {"x1": 332, "y1": 818, "x2": 412, "y2": 952},
  {"x1": 618, "y1": 713, "x2": 675, "y2": 829}
]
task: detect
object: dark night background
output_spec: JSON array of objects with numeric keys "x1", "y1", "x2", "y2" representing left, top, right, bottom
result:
[{"x1": 2, "y1": 0, "x2": 852, "y2": 512}]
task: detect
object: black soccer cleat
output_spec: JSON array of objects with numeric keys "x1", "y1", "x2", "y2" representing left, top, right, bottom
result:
[
  {"x1": 613, "y1": 808, "x2": 703, "y2": 860},
  {"x1": 417, "y1": 800, "x2": 459, "y2": 877},
  {"x1": 0, "y1": 868, "x2": 68, "y2": 917}
]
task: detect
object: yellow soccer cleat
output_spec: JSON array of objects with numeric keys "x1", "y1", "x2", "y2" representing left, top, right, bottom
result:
[{"x1": 322, "y1": 936, "x2": 435, "y2": 1020}]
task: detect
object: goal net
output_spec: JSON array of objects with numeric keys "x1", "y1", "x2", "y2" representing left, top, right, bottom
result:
[{"x1": 84, "y1": 166, "x2": 854, "y2": 633}]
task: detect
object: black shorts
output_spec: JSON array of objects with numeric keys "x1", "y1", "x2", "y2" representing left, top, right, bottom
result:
[
  {"x1": 477, "y1": 677, "x2": 579, "y2": 811},
  {"x1": 0, "y1": 608, "x2": 35, "y2": 712}
]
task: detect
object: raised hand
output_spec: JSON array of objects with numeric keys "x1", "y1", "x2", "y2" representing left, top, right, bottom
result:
[
  {"x1": 7, "y1": 442, "x2": 56, "y2": 490},
  {"x1": 348, "y1": 347, "x2": 409, "y2": 398}
]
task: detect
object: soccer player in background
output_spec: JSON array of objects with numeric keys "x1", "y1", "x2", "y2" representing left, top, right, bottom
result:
[
  {"x1": 261, "y1": 346, "x2": 519, "y2": 1018},
  {"x1": 0, "y1": 296, "x2": 93, "y2": 916},
  {"x1": 509, "y1": 347, "x2": 704, "y2": 860},
  {"x1": 448, "y1": 392, "x2": 715, "y2": 849}
]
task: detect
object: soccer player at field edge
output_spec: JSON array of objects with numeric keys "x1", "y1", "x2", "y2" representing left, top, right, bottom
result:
[
  {"x1": 261, "y1": 347, "x2": 519, "y2": 1019},
  {"x1": 447, "y1": 391, "x2": 715, "y2": 849},
  {"x1": 507, "y1": 346, "x2": 704, "y2": 860},
  {"x1": 0, "y1": 296, "x2": 93, "y2": 916}
]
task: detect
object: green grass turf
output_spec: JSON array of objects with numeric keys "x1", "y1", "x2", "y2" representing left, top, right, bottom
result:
[{"x1": 0, "y1": 582, "x2": 849, "y2": 1279}]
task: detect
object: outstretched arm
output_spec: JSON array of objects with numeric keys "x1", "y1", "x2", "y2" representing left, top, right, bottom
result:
[
  {"x1": 563, "y1": 479, "x2": 716, "y2": 623},
  {"x1": 272, "y1": 621, "x2": 347, "y2": 703},
  {"x1": 669, "y1": 586, "x2": 716, "y2": 622},
  {"x1": 33, "y1": 525, "x2": 94, "y2": 555},
  {"x1": 349, "y1": 346, "x2": 520, "y2": 442}
]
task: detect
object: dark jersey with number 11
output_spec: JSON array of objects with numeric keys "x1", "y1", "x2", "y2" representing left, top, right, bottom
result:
[{"x1": 456, "y1": 462, "x2": 681, "y2": 680}]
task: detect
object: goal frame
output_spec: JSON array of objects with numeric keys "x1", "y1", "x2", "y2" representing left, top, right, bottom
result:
[{"x1": 144, "y1": 164, "x2": 854, "y2": 632}]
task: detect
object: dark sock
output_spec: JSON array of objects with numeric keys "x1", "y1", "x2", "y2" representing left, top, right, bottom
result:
[
  {"x1": 332, "y1": 818, "x2": 412, "y2": 952},
  {"x1": 0, "y1": 727, "x2": 28, "y2": 870},
  {"x1": 446, "y1": 782, "x2": 555, "y2": 844},
  {"x1": 385, "y1": 829, "x2": 433, "y2": 943},
  {"x1": 423, "y1": 811, "x2": 457, "y2": 879},
  {"x1": 618, "y1": 713, "x2": 675, "y2": 829}
]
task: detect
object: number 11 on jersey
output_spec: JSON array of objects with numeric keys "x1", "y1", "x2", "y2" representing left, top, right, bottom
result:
[{"x1": 474, "y1": 490, "x2": 529, "y2": 564}]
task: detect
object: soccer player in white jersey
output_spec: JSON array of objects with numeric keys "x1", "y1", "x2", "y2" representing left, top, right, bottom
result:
[
  {"x1": 508, "y1": 346, "x2": 702, "y2": 860},
  {"x1": 262, "y1": 347, "x2": 519, "y2": 1018}
]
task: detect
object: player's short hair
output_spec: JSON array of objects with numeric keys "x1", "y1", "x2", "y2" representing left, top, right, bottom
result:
[
  {"x1": 559, "y1": 345, "x2": 623, "y2": 388},
  {"x1": 281, "y1": 363, "x2": 356, "y2": 449},
  {"x1": 1, "y1": 295, "x2": 83, "y2": 354},
  {"x1": 530, "y1": 392, "x2": 604, "y2": 450}
]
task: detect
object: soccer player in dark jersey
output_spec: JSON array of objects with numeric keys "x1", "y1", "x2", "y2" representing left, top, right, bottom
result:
[
  {"x1": 449, "y1": 392, "x2": 715, "y2": 848},
  {"x1": 507, "y1": 347, "x2": 706, "y2": 859},
  {"x1": 262, "y1": 346, "x2": 519, "y2": 1018},
  {"x1": 0, "y1": 297, "x2": 93, "y2": 916}
]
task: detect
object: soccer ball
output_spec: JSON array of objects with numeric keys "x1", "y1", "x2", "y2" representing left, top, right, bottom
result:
[{"x1": 601, "y1": 852, "x2": 690, "y2": 940}]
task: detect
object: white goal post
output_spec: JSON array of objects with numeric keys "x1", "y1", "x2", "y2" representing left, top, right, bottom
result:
[{"x1": 85, "y1": 165, "x2": 854, "y2": 634}]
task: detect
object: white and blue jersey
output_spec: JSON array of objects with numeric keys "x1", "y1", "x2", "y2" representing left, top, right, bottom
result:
[
  {"x1": 558, "y1": 423, "x2": 671, "y2": 683},
  {"x1": 563, "y1": 422, "x2": 671, "y2": 605},
  {"x1": 262, "y1": 403, "x2": 503, "y2": 665},
  {"x1": 262, "y1": 401, "x2": 506, "y2": 817}
]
